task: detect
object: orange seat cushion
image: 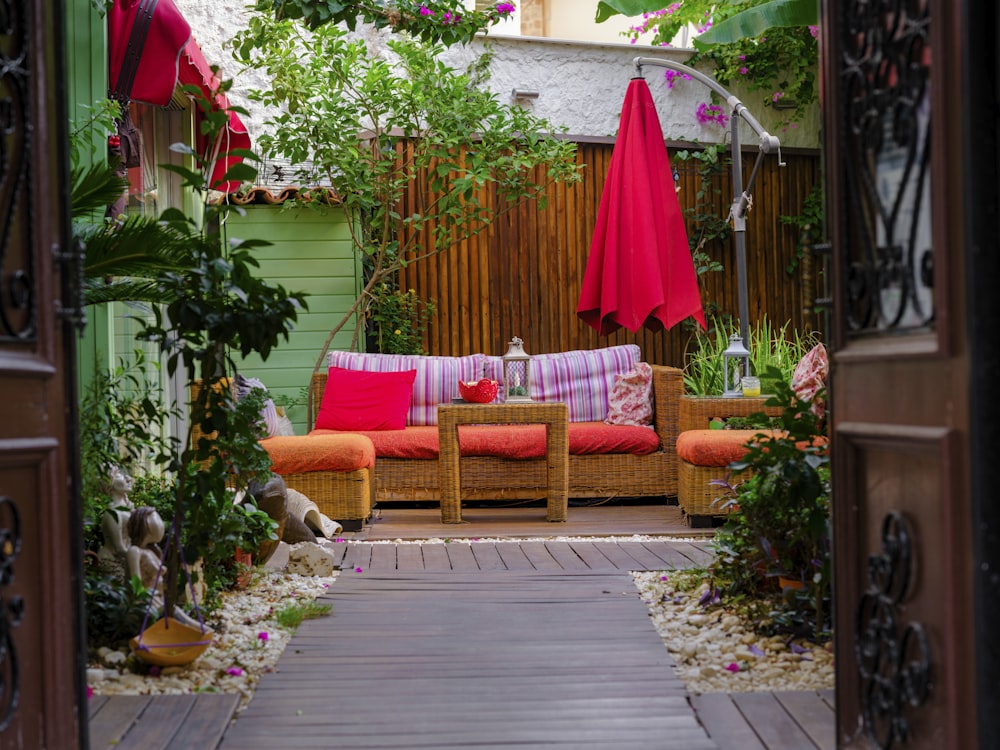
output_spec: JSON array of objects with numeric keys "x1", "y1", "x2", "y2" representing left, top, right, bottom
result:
[
  {"x1": 310, "y1": 422, "x2": 659, "y2": 460},
  {"x1": 261, "y1": 434, "x2": 376, "y2": 474},
  {"x1": 676, "y1": 429, "x2": 774, "y2": 466}
]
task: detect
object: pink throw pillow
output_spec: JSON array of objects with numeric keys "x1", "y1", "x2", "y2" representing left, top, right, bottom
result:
[
  {"x1": 604, "y1": 362, "x2": 653, "y2": 427},
  {"x1": 316, "y1": 367, "x2": 417, "y2": 431}
]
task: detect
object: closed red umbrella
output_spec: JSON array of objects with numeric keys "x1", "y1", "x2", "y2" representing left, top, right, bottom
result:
[
  {"x1": 578, "y1": 77, "x2": 706, "y2": 335},
  {"x1": 109, "y1": 0, "x2": 191, "y2": 107}
]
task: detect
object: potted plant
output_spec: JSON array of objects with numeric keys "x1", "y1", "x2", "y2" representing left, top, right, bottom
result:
[{"x1": 710, "y1": 366, "x2": 831, "y2": 639}]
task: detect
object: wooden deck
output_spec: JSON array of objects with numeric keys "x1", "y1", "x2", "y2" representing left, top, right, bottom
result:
[{"x1": 90, "y1": 507, "x2": 834, "y2": 749}]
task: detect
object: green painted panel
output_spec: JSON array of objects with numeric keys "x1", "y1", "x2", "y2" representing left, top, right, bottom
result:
[{"x1": 227, "y1": 204, "x2": 363, "y2": 433}]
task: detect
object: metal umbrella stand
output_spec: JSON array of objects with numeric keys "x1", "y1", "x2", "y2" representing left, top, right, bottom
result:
[{"x1": 632, "y1": 57, "x2": 783, "y2": 359}]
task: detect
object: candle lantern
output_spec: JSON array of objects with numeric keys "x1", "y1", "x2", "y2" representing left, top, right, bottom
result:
[
  {"x1": 502, "y1": 336, "x2": 532, "y2": 402},
  {"x1": 722, "y1": 333, "x2": 751, "y2": 398}
]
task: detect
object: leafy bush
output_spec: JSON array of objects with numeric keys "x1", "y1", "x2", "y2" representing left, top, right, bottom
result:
[
  {"x1": 83, "y1": 570, "x2": 153, "y2": 650},
  {"x1": 709, "y1": 367, "x2": 831, "y2": 640}
]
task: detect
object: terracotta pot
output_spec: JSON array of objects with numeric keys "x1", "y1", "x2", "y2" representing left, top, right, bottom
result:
[{"x1": 234, "y1": 548, "x2": 253, "y2": 590}]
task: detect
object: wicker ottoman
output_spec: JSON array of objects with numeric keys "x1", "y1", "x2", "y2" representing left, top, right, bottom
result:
[
  {"x1": 675, "y1": 429, "x2": 769, "y2": 528},
  {"x1": 261, "y1": 434, "x2": 376, "y2": 531}
]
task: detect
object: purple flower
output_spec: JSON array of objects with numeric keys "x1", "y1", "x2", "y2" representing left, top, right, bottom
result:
[
  {"x1": 227, "y1": 667, "x2": 244, "y2": 676},
  {"x1": 697, "y1": 586, "x2": 721, "y2": 607},
  {"x1": 789, "y1": 642, "x2": 811, "y2": 655},
  {"x1": 148, "y1": 665, "x2": 161, "y2": 677},
  {"x1": 809, "y1": 25, "x2": 819, "y2": 38},
  {"x1": 739, "y1": 67, "x2": 748, "y2": 75},
  {"x1": 355, "y1": 566, "x2": 364, "y2": 573},
  {"x1": 496, "y1": 2, "x2": 516, "y2": 15},
  {"x1": 748, "y1": 644, "x2": 765, "y2": 657},
  {"x1": 419, "y1": 6, "x2": 434, "y2": 17},
  {"x1": 659, "y1": 575, "x2": 669, "y2": 581},
  {"x1": 335, "y1": 537, "x2": 345, "y2": 543},
  {"x1": 87, "y1": 686, "x2": 94, "y2": 699},
  {"x1": 258, "y1": 631, "x2": 269, "y2": 643},
  {"x1": 724, "y1": 662, "x2": 741, "y2": 673}
]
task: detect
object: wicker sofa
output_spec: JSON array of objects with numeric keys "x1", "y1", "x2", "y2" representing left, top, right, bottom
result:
[{"x1": 304, "y1": 348, "x2": 685, "y2": 512}]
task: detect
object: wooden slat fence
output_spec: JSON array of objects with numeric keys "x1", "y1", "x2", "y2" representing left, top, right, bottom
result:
[{"x1": 398, "y1": 140, "x2": 823, "y2": 367}]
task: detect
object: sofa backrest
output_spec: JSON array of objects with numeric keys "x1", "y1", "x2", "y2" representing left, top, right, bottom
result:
[{"x1": 320, "y1": 345, "x2": 642, "y2": 426}]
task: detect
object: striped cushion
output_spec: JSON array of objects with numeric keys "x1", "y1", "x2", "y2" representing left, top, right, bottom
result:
[
  {"x1": 485, "y1": 345, "x2": 640, "y2": 423},
  {"x1": 326, "y1": 351, "x2": 485, "y2": 426}
]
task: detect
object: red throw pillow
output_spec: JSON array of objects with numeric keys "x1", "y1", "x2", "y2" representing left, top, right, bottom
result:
[{"x1": 316, "y1": 367, "x2": 417, "y2": 431}]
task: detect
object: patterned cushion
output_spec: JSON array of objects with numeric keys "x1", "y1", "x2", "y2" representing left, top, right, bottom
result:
[
  {"x1": 326, "y1": 351, "x2": 485, "y2": 426},
  {"x1": 791, "y1": 343, "x2": 829, "y2": 418},
  {"x1": 484, "y1": 344, "x2": 641, "y2": 423},
  {"x1": 605, "y1": 362, "x2": 654, "y2": 426}
]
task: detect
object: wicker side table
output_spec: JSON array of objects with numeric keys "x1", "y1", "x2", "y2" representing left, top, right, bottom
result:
[
  {"x1": 437, "y1": 402, "x2": 569, "y2": 524},
  {"x1": 678, "y1": 395, "x2": 783, "y2": 433}
]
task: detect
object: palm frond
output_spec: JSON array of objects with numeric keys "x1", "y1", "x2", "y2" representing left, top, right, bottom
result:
[
  {"x1": 84, "y1": 278, "x2": 164, "y2": 307},
  {"x1": 82, "y1": 214, "x2": 196, "y2": 279},
  {"x1": 71, "y1": 160, "x2": 128, "y2": 218}
]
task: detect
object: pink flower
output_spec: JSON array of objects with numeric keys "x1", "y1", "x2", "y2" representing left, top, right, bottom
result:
[
  {"x1": 659, "y1": 575, "x2": 668, "y2": 581},
  {"x1": 419, "y1": 6, "x2": 434, "y2": 16},
  {"x1": 809, "y1": 25, "x2": 819, "y2": 39},
  {"x1": 87, "y1": 685, "x2": 94, "y2": 699},
  {"x1": 496, "y1": 2, "x2": 516, "y2": 15},
  {"x1": 258, "y1": 631, "x2": 269, "y2": 643},
  {"x1": 739, "y1": 67, "x2": 748, "y2": 75},
  {"x1": 227, "y1": 667, "x2": 244, "y2": 676},
  {"x1": 335, "y1": 537, "x2": 345, "y2": 543},
  {"x1": 355, "y1": 566, "x2": 363, "y2": 572},
  {"x1": 725, "y1": 662, "x2": 741, "y2": 673}
]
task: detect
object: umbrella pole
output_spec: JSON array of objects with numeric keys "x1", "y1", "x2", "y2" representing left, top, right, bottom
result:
[
  {"x1": 730, "y1": 113, "x2": 751, "y2": 349},
  {"x1": 632, "y1": 57, "x2": 783, "y2": 349}
]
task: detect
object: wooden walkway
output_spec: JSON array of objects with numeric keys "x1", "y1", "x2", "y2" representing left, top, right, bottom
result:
[{"x1": 91, "y1": 536, "x2": 835, "y2": 749}]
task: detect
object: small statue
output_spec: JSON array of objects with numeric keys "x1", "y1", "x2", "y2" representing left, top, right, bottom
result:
[
  {"x1": 96, "y1": 467, "x2": 135, "y2": 577},
  {"x1": 125, "y1": 506, "x2": 165, "y2": 593}
]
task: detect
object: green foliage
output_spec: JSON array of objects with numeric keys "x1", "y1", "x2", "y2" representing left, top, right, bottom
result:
[
  {"x1": 255, "y1": 0, "x2": 515, "y2": 43},
  {"x1": 597, "y1": 0, "x2": 819, "y2": 124},
  {"x1": 84, "y1": 572, "x2": 153, "y2": 649},
  {"x1": 711, "y1": 369, "x2": 831, "y2": 640},
  {"x1": 683, "y1": 316, "x2": 820, "y2": 396},
  {"x1": 275, "y1": 600, "x2": 332, "y2": 630},
  {"x1": 367, "y1": 283, "x2": 435, "y2": 354},
  {"x1": 79, "y1": 352, "x2": 178, "y2": 550},
  {"x1": 231, "y1": 18, "x2": 581, "y2": 363},
  {"x1": 779, "y1": 181, "x2": 824, "y2": 274},
  {"x1": 673, "y1": 145, "x2": 728, "y2": 312}
]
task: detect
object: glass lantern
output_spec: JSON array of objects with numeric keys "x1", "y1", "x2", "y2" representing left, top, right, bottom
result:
[
  {"x1": 722, "y1": 333, "x2": 751, "y2": 398},
  {"x1": 502, "y1": 336, "x2": 532, "y2": 402}
]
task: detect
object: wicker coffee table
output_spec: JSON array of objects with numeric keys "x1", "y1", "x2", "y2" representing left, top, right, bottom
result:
[{"x1": 437, "y1": 401, "x2": 569, "y2": 524}]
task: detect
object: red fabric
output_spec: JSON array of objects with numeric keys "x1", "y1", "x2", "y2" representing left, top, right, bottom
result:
[
  {"x1": 109, "y1": 0, "x2": 191, "y2": 106},
  {"x1": 108, "y1": 3, "x2": 251, "y2": 194},
  {"x1": 177, "y1": 40, "x2": 252, "y2": 193},
  {"x1": 791, "y1": 343, "x2": 829, "y2": 418},
  {"x1": 261, "y1": 434, "x2": 375, "y2": 473},
  {"x1": 578, "y1": 78, "x2": 706, "y2": 335},
  {"x1": 316, "y1": 368, "x2": 417, "y2": 431},
  {"x1": 309, "y1": 422, "x2": 659, "y2": 459}
]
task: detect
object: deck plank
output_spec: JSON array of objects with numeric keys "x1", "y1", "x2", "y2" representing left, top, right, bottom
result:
[
  {"x1": 89, "y1": 695, "x2": 151, "y2": 749},
  {"x1": 690, "y1": 693, "x2": 767, "y2": 750},
  {"x1": 444, "y1": 541, "x2": 480, "y2": 570},
  {"x1": 394, "y1": 543, "x2": 424, "y2": 570},
  {"x1": 588, "y1": 540, "x2": 646, "y2": 569},
  {"x1": 773, "y1": 690, "x2": 836, "y2": 750},
  {"x1": 218, "y1": 572, "x2": 718, "y2": 749},
  {"x1": 542, "y1": 540, "x2": 591, "y2": 570},
  {"x1": 567, "y1": 541, "x2": 622, "y2": 570},
  {"x1": 730, "y1": 692, "x2": 822, "y2": 749},
  {"x1": 517, "y1": 540, "x2": 563, "y2": 570},
  {"x1": 114, "y1": 694, "x2": 197, "y2": 750},
  {"x1": 494, "y1": 542, "x2": 538, "y2": 570},
  {"x1": 418, "y1": 543, "x2": 453, "y2": 570},
  {"x1": 470, "y1": 542, "x2": 508, "y2": 570}
]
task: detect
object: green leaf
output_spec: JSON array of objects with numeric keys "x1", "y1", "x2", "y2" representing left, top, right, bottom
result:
[
  {"x1": 695, "y1": 0, "x2": 818, "y2": 47},
  {"x1": 595, "y1": 0, "x2": 663, "y2": 23}
]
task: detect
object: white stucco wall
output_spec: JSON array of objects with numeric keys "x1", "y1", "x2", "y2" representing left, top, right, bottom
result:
[{"x1": 173, "y1": 0, "x2": 819, "y2": 153}]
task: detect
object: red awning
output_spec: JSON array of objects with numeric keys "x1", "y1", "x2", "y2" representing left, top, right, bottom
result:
[
  {"x1": 177, "y1": 39, "x2": 252, "y2": 193},
  {"x1": 108, "y1": 0, "x2": 251, "y2": 193}
]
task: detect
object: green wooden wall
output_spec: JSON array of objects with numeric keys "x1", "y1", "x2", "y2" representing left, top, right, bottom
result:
[{"x1": 224, "y1": 204, "x2": 361, "y2": 432}]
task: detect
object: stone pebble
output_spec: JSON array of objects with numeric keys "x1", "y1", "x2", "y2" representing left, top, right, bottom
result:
[{"x1": 633, "y1": 571, "x2": 834, "y2": 695}]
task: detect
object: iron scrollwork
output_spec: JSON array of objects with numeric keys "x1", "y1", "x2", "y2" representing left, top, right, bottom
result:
[
  {"x1": 855, "y1": 511, "x2": 932, "y2": 749},
  {"x1": 0, "y1": 496, "x2": 23, "y2": 732},
  {"x1": 840, "y1": 0, "x2": 934, "y2": 335},
  {"x1": 0, "y1": 0, "x2": 35, "y2": 342}
]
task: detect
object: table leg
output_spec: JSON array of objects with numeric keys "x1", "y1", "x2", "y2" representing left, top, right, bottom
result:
[
  {"x1": 545, "y1": 419, "x2": 569, "y2": 522},
  {"x1": 438, "y1": 418, "x2": 462, "y2": 523}
]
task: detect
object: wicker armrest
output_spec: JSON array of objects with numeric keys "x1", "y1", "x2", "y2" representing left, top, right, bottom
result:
[{"x1": 649, "y1": 365, "x2": 684, "y2": 453}]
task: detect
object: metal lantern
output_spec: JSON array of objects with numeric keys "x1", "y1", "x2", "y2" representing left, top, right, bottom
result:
[
  {"x1": 722, "y1": 333, "x2": 751, "y2": 398},
  {"x1": 502, "y1": 336, "x2": 532, "y2": 402}
]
